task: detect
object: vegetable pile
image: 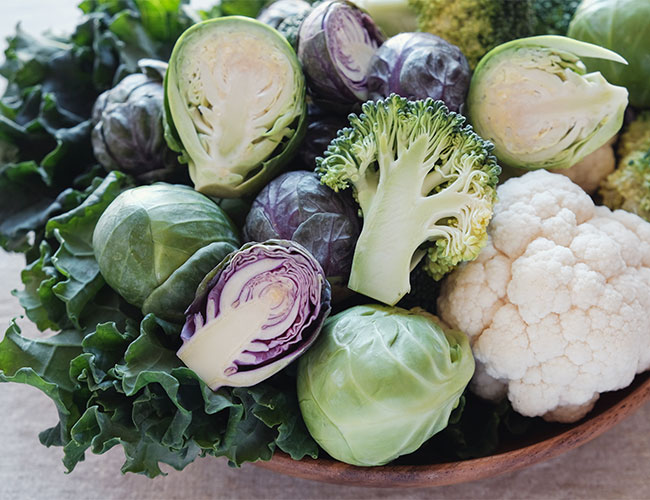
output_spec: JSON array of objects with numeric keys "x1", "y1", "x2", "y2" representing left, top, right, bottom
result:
[{"x1": 1, "y1": 0, "x2": 649, "y2": 478}]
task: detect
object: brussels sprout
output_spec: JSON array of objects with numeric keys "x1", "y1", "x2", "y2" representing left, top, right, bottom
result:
[
  {"x1": 297, "y1": 0, "x2": 385, "y2": 106},
  {"x1": 468, "y1": 35, "x2": 628, "y2": 170},
  {"x1": 164, "y1": 17, "x2": 307, "y2": 198},
  {"x1": 568, "y1": 0, "x2": 650, "y2": 108},
  {"x1": 367, "y1": 32, "x2": 471, "y2": 113},
  {"x1": 257, "y1": 0, "x2": 312, "y2": 29},
  {"x1": 92, "y1": 183, "x2": 240, "y2": 322},
  {"x1": 297, "y1": 305, "x2": 474, "y2": 466},
  {"x1": 91, "y1": 59, "x2": 180, "y2": 182},
  {"x1": 243, "y1": 171, "x2": 361, "y2": 299},
  {"x1": 178, "y1": 240, "x2": 332, "y2": 389}
]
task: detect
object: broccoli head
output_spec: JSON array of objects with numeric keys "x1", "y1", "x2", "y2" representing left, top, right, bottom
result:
[
  {"x1": 600, "y1": 112, "x2": 650, "y2": 220},
  {"x1": 617, "y1": 111, "x2": 650, "y2": 159},
  {"x1": 316, "y1": 95, "x2": 500, "y2": 305},
  {"x1": 532, "y1": 0, "x2": 580, "y2": 36},
  {"x1": 408, "y1": 0, "x2": 536, "y2": 68}
]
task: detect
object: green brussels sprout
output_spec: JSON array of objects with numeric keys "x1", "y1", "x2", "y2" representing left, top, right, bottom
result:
[
  {"x1": 91, "y1": 60, "x2": 181, "y2": 183},
  {"x1": 297, "y1": 305, "x2": 474, "y2": 466},
  {"x1": 164, "y1": 17, "x2": 307, "y2": 198},
  {"x1": 92, "y1": 183, "x2": 240, "y2": 323},
  {"x1": 467, "y1": 35, "x2": 628, "y2": 171}
]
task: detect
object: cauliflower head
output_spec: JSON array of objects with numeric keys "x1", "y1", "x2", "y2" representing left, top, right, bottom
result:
[{"x1": 437, "y1": 170, "x2": 650, "y2": 423}]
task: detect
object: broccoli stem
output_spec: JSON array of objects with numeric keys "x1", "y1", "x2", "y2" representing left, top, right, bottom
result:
[{"x1": 347, "y1": 144, "x2": 431, "y2": 305}]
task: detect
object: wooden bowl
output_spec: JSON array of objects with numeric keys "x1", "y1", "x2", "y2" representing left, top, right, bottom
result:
[{"x1": 256, "y1": 371, "x2": 650, "y2": 488}]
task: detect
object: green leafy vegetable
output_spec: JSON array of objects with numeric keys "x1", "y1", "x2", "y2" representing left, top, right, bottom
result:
[
  {"x1": 1, "y1": 312, "x2": 317, "y2": 477},
  {"x1": 0, "y1": 0, "x2": 200, "y2": 252},
  {"x1": 1, "y1": 164, "x2": 319, "y2": 476}
]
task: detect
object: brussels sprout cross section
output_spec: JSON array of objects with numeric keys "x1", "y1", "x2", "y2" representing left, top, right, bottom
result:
[{"x1": 164, "y1": 17, "x2": 307, "y2": 197}]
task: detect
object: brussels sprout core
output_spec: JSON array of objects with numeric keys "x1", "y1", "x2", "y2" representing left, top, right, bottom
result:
[
  {"x1": 165, "y1": 18, "x2": 306, "y2": 197},
  {"x1": 178, "y1": 240, "x2": 331, "y2": 389},
  {"x1": 468, "y1": 36, "x2": 628, "y2": 170}
]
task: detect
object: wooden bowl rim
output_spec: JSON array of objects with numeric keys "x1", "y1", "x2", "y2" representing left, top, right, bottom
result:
[{"x1": 255, "y1": 373, "x2": 650, "y2": 488}]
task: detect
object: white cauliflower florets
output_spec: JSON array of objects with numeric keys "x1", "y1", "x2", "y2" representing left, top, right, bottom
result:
[{"x1": 437, "y1": 170, "x2": 650, "y2": 423}]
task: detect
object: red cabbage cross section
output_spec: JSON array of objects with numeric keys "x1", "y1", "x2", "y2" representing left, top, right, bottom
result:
[{"x1": 178, "y1": 240, "x2": 331, "y2": 389}]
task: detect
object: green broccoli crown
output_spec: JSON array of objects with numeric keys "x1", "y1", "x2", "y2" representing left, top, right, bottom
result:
[
  {"x1": 317, "y1": 94, "x2": 500, "y2": 305},
  {"x1": 618, "y1": 111, "x2": 650, "y2": 159},
  {"x1": 600, "y1": 112, "x2": 650, "y2": 221},
  {"x1": 532, "y1": 0, "x2": 580, "y2": 36},
  {"x1": 407, "y1": 0, "x2": 536, "y2": 68},
  {"x1": 600, "y1": 149, "x2": 650, "y2": 221}
]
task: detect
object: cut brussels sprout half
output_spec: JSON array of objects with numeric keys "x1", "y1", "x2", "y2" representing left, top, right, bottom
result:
[
  {"x1": 164, "y1": 17, "x2": 307, "y2": 197},
  {"x1": 468, "y1": 35, "x2": 628, "y2": 170}
]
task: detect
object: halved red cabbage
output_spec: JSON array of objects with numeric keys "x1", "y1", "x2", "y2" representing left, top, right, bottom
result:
[{"x1": 178, "y1": 240, "x2": 331, "y2": 389}]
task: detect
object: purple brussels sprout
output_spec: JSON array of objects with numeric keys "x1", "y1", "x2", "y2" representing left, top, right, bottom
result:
[
  {"x1": 243, "y1": 171, "x2": 361, "y2": 299},
  {"x1": 178, "y1": 240, "x2": 331, "y2": 389},
  {"x1": 92, "y1": 60, "x2": 181, "y2": 182},
  {"x1": 367, "y1": 33, "x2": 471, "y2": 113},
  {"x1": 298, "y1": 0, "x2": 385, "y2": 106}
]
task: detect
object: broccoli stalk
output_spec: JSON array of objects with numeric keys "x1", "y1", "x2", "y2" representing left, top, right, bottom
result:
[{"x1": 317, "y1": 95, "x2": 500, "y2": 305}]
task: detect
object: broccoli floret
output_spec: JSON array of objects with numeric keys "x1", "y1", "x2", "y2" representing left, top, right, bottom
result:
[
  {"x1": 617, "y1": 112, "x2": 650, "y2": 159},
  {"x1": 316, "y1": 95, "x2": 500, "y2": 305},
  {"x1": 600, "y1": 112, "x2": 650, "y2": 221},
  {"x1": 532, "y1": 0, "x2": 580, "y2": 36},
  {"x1": 408, "y1": 0, "x2": 536, "y2": 69}
]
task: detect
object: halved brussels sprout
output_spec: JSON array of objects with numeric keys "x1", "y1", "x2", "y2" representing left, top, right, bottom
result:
[
  {"x1": 467, "y1": 36, "x2": 628, "y2": 170},
  {"x1": 164, "y1": 17, "x2": 307, "y2": 198}
]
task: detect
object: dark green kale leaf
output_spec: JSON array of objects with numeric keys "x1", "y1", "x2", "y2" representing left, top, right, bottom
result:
[{"x1": 0, "y1": 0, "x2": 197, "y2": 253}]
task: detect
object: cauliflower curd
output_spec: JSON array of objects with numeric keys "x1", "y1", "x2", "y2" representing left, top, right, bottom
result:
[{"x1": 438, "y1": 170, "x2": 650, "y2": 422}]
